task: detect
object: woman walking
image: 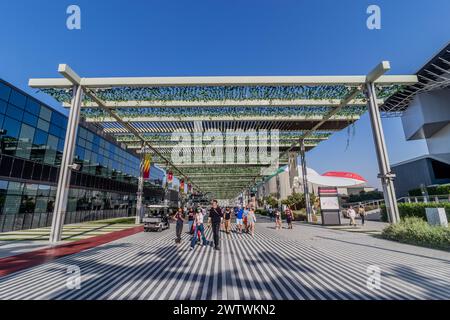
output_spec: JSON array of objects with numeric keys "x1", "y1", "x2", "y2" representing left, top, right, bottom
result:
[
  {"x1": 187, "y1": 207, "x2": 195, "y2": 234},
  {"x1": 173, "y1": 207, "x2": 185, "y2": 244},
  {"x1": 191, "y1": 208, "x2": 207, "y2": 249},
  {"x1": 274, "y1": 209, "x2": 282, "y2": 230},
  {"x1": 247, "y1": 207, "x2": 257, "y2": 236},
  {"x1": 347, "y1": 206, "x2": 357, "y2": 227},
  {"x1": 358, "y1": 205, "x2": 366, "y2": 226},
  {"x1": 285, "y1": 207, "x2": 293, "y2": 229},
  {"x1": 224, "y1": 207, "x2": 232, "y2": 234}
]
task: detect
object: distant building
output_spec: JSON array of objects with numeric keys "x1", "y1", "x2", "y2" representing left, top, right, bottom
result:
[
  {"x1": 256, "y1": 165, "x2": 375, "y2": 204},
  {"x1": 391, "y1": 155, "x2": 450, "y2": 197},
  {"x1": 384, "y1": 43, "x2": 450, "y2": 196}
]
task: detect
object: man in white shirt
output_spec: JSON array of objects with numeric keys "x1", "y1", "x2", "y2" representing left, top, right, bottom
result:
[{"x1": 347, "y1": 206, "x2": 357, "y2": 227}]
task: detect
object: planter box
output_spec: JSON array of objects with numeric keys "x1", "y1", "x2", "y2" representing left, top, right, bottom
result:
[{"x1": 425, "y1": 208, "x2": 448, "y2": 228}]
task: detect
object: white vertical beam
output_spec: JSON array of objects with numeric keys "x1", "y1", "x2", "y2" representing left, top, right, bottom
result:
[
  {"x1": 49, "y1": 84, "x2": 83, "y2": 243},
  {"x1": 135, "y1": 144, "x2": 145, "y2": 224},
  {"x1": 300, "y1": 139, "x2": 313, "y2": 222},
  {"x1": 365, "y1": 62, "x2": 400, "y2": 224}
]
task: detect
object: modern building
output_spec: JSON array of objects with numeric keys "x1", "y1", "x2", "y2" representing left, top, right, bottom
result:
[
  {"x1": 256, "y1": 165, "x2": 374, "y2": 204},
  {"x1": 385, "y1": 43, "x2": 450, "y2": 196},
  {"x1": 0, "y1": 79, "x2": 166, "y2": 232},
  {"x1": 392, "y1": 155, "x2": 450, "y2": 197}
]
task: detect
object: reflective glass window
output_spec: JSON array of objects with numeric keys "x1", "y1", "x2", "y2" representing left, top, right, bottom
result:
[
  {"x1": 26, "y1": 99, "x2": 40, "y2": 115},
  {"x1": 0, "y1": 100, "x2": 7, "y2": 114},
  {"x1": 0, "y1": 82, "x2": 11, "y2": 102},
  {"x1": 37, "y1": 118, "x2": 50, "y2": 132},
  {"x1": 39, "y1": 106, "x2": 52, "y2": 121},
  {"x1": 16, "y1": 124, "x2": 35, "y2": 159},
  {"x1": 6, "y1": 104, "x2": 24, "y2": 121},
  {"x1": 22, "y1": 112, "x2": 38, "y2": 127},
  {"x1": 9, "y1": 90, "x2": 26, "y2": 108}
]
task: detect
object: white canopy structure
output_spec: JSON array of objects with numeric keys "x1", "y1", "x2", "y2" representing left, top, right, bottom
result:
[{"x1": 29, "y1": 61, "x2": 418, "y2": 242}]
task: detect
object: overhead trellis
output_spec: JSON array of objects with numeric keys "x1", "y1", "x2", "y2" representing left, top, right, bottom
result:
[
  {"x1": 79, "y1": 105, "x2": 367, "y2": 120},
  {"x1": 30, "y1": 66, "x2": 417, "y2": 200},
  {"x1": 41, "y1": 84, "x2": 403, "y2": 104}
]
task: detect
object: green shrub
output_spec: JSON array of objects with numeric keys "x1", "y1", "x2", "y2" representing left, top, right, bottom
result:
[
  {"x1": 381, "y1": 217, "x2": 450, "y2": 250},
  {"x1": 292, "y1": 210, "x2": 307, "y2": 221},
  {"x1": 408, "y1": 184, "x2": 450, "y2": 197},
  {"x1": 381, "y1": 203, "x2": 450, "y2": 222},
  {"x1": 347, "y1": 190, "x2": 384, "y2": 203},
  {"x1": 87, "y1": 217, "x2": 135, "y2": 225},
  {"x1": 256, "y1": 209, "x2": 268, "y2": 216}
]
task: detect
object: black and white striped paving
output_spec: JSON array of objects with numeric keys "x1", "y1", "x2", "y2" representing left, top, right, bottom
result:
[{"x1": 0, "y1": 221, "x2": 449, "y2": 300}]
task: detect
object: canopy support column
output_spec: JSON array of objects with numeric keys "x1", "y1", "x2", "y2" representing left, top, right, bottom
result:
[
  {"x1": 135, "y1": 144, "x2": 145, "y2": 224},
  {"x1": 300, "y1": 139, "x2": 313, "y2": 222},
  {"x1": 365, "y1": 63, "x2": 400, "y2": 224},
  {"x1": 49, "y1": 84, "x2": 83, "y2": 243}
]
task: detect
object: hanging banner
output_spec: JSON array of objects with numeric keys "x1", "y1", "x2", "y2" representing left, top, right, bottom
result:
[
  {"x1": 167, "y1": 171, "x2": 173, "y2": 184},
  {"x1": 288, "y1": 151, "x2": 298, "y2": 189},
  {"x1": 188, "y1": 183, "x2": 192, "y2": 194},
  {"x1": 143, "y1": 153, "x2": 151, "y2": 180},
  {"x1": 180, "y1": 179, "x2": 185, "y2": 193}
]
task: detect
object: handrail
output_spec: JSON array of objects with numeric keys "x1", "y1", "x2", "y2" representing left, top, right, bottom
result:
[{"x1": 343, "y1": 194, "x2": 450, "y2": 208}]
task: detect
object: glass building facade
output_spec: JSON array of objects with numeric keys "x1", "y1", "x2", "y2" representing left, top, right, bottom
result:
[{"x1": 0, "y1": 79, "x2": 166, "y2": 232}]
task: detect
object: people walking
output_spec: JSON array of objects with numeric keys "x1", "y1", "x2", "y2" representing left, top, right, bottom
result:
[
  {"x1": 247, "y1": 207, "x2": 257, "y2": 236},
  {"x1": 243, "y1": 206, "x2": 249, "y2": 233},
  {"x1": 285, "y1": 207, "x2": 293, "y2": 229},
  {"x1": 191, "y1": 208, "x2": 207, "y2": 249},
  {"x1": 236, "y1": 205, "x2": 244, "y2": 234},
  {"x1": 209, "y1": 200, "x2": 223, "y2": 250},
  {"x1": 274, "y1": 209, "x2": 282, "y2": 230},
  {"x1": 187, "y1": 207, "x2": 195, "y2": 234},
  {"x1": 358, "y1": 205, "x2": 366, "y2": 226},
  {"x1": 173, "y1": 207, "x2": 185, "y2": 243},
  {"x1": 224, "y1": 207, "x2": 232, "y2": 234},
  {"x1": 348, "y1": 206, "x2": 357, "y2": 226}
]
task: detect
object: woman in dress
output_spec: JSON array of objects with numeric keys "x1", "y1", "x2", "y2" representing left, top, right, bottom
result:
[
  {"x1": 247, "y1": 207, "x2": 257, "y2": 236},
  {"x1": 285, "y1": 207, "x2": 293, "y2": 229}
]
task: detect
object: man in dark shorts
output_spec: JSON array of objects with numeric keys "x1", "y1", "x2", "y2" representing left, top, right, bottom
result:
[
  {"x1": 224, "y1": 207, "x2": 232, "y2": 234},
  {"x1": 173, "y1": 207, "x2": 185, "y2": 243},
  {"x1": 209, "y1": 200, "x2": 223, "y2": 250}
]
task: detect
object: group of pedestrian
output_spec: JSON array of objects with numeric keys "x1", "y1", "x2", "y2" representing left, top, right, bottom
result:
[
  {"x1": 173, "y1": 200, "x2": 258, "y2": 251},
  {"x1": 346, "y1": 205, "x2": 366, "y2": 226},
  {"x1": 270, "y1": 206, "x2": 294, "y2": 230}
]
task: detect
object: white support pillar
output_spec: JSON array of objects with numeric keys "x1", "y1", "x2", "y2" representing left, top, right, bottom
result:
[
  {"x1": 135, "y1": 145, "x2": 145, "y2": 224},
  {"x1": 365, "y1": 80, "x2": 400, "y2": 224},
  {"x1": 300, "y1": 139, "x2": 313, "y2": 222},
  {"x1": 49, "y1": 85, "x2": 83, "y2": 243}
]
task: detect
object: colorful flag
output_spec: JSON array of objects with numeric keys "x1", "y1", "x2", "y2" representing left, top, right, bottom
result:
[
  {"x1": 143, "y1": 153, "x2": 151, "y2": 179},
  {"x1": 180, "y1": 179, "x2": 185, "y2": 193},
  {"x1": 167, "y1": 171, "x2": 173, "y2": 183}
]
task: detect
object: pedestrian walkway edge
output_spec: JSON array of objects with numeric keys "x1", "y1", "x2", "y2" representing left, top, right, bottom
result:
[{"x1": 0, "y1": 225, "x2": 143, "y2": 277}]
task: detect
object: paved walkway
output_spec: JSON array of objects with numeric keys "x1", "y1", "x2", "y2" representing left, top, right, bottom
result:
[
  {"x1": 0, "y1": 222, "x2": 136, "y2": 242},
  {"x1": 0, "y1": 221, "x2": 449, "y2": 300}
]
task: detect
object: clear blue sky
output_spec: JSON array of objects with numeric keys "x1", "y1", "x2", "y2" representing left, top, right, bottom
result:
[{"x1": 1, "y1": 0, "x2": 449, "y2": 188}]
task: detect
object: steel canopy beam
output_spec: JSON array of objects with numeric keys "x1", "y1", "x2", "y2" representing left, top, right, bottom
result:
[
  {"x1": 63, "y1": 98, "x2": 381, "y2": 108},
  {"x1": 29, "y1": 74, "x2": 418, "y2": 89}
]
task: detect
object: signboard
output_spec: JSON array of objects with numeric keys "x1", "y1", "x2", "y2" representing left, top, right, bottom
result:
[
  {"x1": 320, "y1": 197, "x2": 340, "y2": 210},
  {"x1": 318, "y1": 187, "x2": 341, "y2": 226}
]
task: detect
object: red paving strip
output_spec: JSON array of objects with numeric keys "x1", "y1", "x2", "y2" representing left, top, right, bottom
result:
[{"x1": 0, "y1": 225, "x2": 143, "y2": 277}]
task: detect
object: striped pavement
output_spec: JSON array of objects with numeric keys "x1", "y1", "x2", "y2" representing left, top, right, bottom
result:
[{"x1": 0, "y1": 220, "x2": 449, "y2": 300}]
